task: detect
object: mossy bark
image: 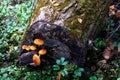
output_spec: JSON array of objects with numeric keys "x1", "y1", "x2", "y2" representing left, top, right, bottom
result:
[
  {"x1": 26, "y1": 0, "x2": 112, "y2": 43},
  {"x1": 19, "y1": 0, "x2": 113, "y2": 67}
]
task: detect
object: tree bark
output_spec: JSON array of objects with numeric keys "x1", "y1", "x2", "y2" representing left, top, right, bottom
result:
[
  {"x1": 19, "y1": 0, "x2": 113, "y2": 67},
  {"x1": 28, "y1": 0, "x2": 112, "y2": 42}
]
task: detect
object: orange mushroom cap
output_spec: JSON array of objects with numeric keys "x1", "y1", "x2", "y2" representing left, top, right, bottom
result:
[
  {"x1": 32, "y1": 54, "x2": 41, "y2": 66},
  {"x1": 38, "y1": 49, "x2": 47, "y2": 55},
  {"x1": 25, "y1": 46, "x2": 30, "y2": 51},
  {"x1": 34, "y1": 39, "x2": 44, "y2": 46},
  {"x1": 22, "y1": 45, "x2": 28, "y2": 49},
  {"x1": 30, "y1": 45, "x2": 36, "y2": 50}
]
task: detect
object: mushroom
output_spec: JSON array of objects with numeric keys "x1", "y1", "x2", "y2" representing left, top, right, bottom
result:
[
  {"x1": 30, "y1": 45, "x2": 37, "y2": 50},
  {"x1": 38, "y1": 49, "x2": 47, "y2": 55},
  {"x1": 22, "y1": 45, "x2": 30, "y2": 51},
  {"x1": 32, "y1": 54, "x2": 41, "y2": 66},
  {"x1": 34, "y1": 39, "x2": 44, "y2": 46},
  {"x1": 22, "y1": 45, "x2": 28, "y2": 49},
  {"x1": 25, "y1": 46, "x2": 30, "y2": 51}
]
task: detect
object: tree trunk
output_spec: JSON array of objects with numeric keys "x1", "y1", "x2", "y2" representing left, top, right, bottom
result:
[
  {"x1": 29, "y1": 0, "x2": 112, "y2": 42},
  {"x1": 19, "y1": 0, "x2": 113, "y2": 67}
]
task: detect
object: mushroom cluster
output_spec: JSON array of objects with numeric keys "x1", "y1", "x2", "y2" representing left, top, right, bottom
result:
[
  {"x1": 19, "y1": 21, "x2": 83, "y2": 67},
  {"x1": 21, "y1": 38, "x2": 47, "y2": 66}
]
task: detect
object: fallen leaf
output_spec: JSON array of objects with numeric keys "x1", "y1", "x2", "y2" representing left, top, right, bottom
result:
[
  {"x1": 109, "y1": 10, "x2": 115, "y2": 16},
  {"x1": 109, "y1": 5, "x2": 115, "y2": 11},
  {"x1": 78, "y1": 18, "x2": 82, "y2": 23},
  {"x1": 102, "y1": 41, "x2": 114, "y2": 60},
  {"x1": 103, "y1": 49, "x2": 112, "y2": 59},
  {"x1": 109, "y1": 42, "x2": 114, "y2": 50},
  {"x1": 115, "y1": 10, "x2": 120, "y2": 18},
  {"x1": 53, "y1": 3, "x2": 60, "y2": 7}
]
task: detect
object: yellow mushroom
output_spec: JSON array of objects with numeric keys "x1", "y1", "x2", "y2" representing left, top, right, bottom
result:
[
  {"x1": 30, "y1": 45, "x2": 36, "y2": 50},
  {"x1": 34, "y1": 39, "x2": 44, "y2": 46},
  {"x1": 38, "y1": 49, "x2": 47, "y2": 55},
  {"x1": 32, "y1": 54, "x2": 41, "y2": 66}
]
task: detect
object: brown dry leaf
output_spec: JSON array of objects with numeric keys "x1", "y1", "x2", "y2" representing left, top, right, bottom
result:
[
  {"x1": 103, "y1": 41, "x2": 114, "y2": 60},
  {"x1": 109, "y1": 5, "x2": 115, "y2": 11},
  {"x1": 78, "y1": 18, "x2": 83, "y2": 23},
  {"x1": 53, "y1": 3, "x2": 60, "y2": 7},
  {"x1": 109, "y1": 42, "x2": 114, "y2": 50},
  {"x1": 103, "y1": 49, "x2": 112, "y2": 59},
  {"x1": 109, "y1": 10, "x2": 115, "y2": 16},
  {"x1": 115, "y1": 10, "x2": 120, "y2": 18}
]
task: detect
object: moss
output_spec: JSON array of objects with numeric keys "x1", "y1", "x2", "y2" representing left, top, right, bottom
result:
[
  {"x1": 58, "y1": 0, "x2": 74, "y2": 10},
  {"x1": 29, "y1": 0, "x2": 49, "y2": 25},
  {"x1": 24, "y1": 0, "x2": 110, "y2": 42}
]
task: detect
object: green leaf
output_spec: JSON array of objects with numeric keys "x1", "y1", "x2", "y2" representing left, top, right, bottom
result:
[
  {"x1": 53, "y1": 65, "x2": 60, "y2": 70},
  {"x1": 108, "y1": 19, "x2": 115, "y2": 26},
  {"x1": 89, "y1": 76, "x2": 97, "y2": 80},
  {"x1": 74, "y1": 68, "x2": 84, "y2": 77},
  {"x1": 117, "y1": 78, "x2": 120, "y2": 80},
  {"x1": 62, "y1": 61, "x2": 68, "y2": 65},
  {"x1": 118, "y1": 43, "x2": 120, "y2": 47},
  {"x1": 60, "y1": 69, "x2": 68, "y2": 76},
  {"x1": 61, "y1": 57, "x2": 65, "y2": 63},
  {"x1": 98, "y1": 77, "x2": 103, "y2": 80},
  {"x1": 56, "y1": 60, "x2": 61, "y2": 64}
]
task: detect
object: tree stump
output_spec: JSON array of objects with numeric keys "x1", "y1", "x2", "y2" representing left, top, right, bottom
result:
[{"x1": 19, "y1": 0, "x2": 112, "y2": 67}]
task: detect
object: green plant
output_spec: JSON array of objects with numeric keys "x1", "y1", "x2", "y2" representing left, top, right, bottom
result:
[
  {"x1": 0, "y1": 0, "x2": 34, "y2": 62},
  {"x1": 24, "y1": 71, "x2": 41, "y2": 80},
  {"x1": 0, "y1": 53, "x2": 5, "y2": 62},
  {"x1": 53, "y1": 57, "x2": 84, "y2": 79},
  {"x1": 53, "y1": 57, "x2": 69, "y2": 76},
  {"x1": 0, "y1": 65, "x2": 26, "y2": 80},
  {"x1": 117, "y1": 78, "x2": 120, "y2": 80}
]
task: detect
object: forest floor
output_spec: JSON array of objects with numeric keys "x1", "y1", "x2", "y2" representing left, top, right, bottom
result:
[{"x1": 0, "y1": 0, "x2": 120, "y2": 80}]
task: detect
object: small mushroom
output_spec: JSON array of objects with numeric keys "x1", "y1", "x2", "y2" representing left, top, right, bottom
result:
[
  {"x1": 25, "y1": 46, "x2": 30, "y2": 51},
  {"x1": 38, "y1": 49, "x2": 47, "y2": 55},
  {"x1": 22, "y1": 45, "x2": 28, "y2": 49},
  {"x1": 30, "y1": 45, "x2": 36, "y2": 50},
  {"x1": 32, "y1": 54, "x2": 41, "y2": 66},
  {"x1": 34, "y1": 39, "x2": 44, "y2": 46}
]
